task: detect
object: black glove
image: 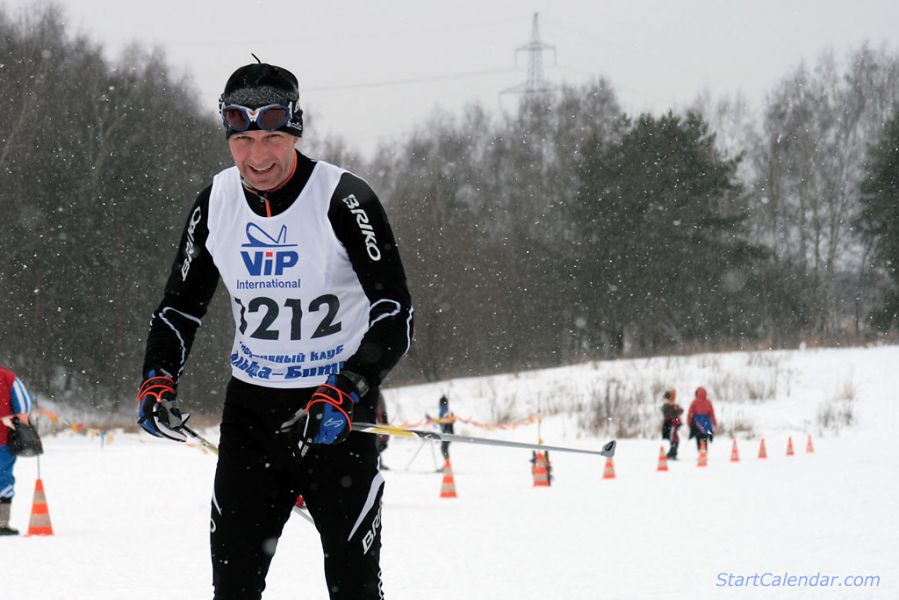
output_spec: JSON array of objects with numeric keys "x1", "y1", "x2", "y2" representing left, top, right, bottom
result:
[
  {"x1": 281, "y1": 374, "x2": 361, "y2": 448},
  {"x1": 137, "y1": 374, "x2": 189, "y2": 442}
]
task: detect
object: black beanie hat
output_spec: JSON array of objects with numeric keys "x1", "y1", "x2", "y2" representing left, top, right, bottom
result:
[{"x1": 220, "y1": 62, "x2": 304, "y2": 138}]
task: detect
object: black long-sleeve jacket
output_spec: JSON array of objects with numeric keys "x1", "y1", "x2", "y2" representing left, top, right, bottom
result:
[{"x1": 142, "y1": 151, "x2": 413, "y2": 394}]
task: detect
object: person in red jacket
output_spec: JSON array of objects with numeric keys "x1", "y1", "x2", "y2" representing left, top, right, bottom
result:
[
  {"x1": 687, "y1": 386, "x2": 717, "y2": 451},
  {"x1": 0, "y1": 364, "x2": 35, "y2": 536}
]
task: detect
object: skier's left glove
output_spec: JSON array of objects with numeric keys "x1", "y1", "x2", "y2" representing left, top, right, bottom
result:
[
  {"x1": 281, "y1": 374, "x2": 361, "y2": 448},
  {"x1": 137, "y1": 373, "x2": 190, "y2": 442}
]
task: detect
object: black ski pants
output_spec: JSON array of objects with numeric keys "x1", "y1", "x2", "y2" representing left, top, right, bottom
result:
[
  {"x1": 666, "y1": 440, "x2": 679, "y2": 459},
  {"x1": 211, "y1": 378, "x2": 384, "y2": 600}
]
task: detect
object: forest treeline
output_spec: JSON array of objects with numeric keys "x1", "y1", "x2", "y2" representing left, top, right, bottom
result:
[{"x1": 1, "y1": 7, "x2": 897, "y2": 417}]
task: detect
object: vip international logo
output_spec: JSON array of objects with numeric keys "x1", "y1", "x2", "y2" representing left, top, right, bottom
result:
[{"x1": 240, "y1": 223, "x2": 299, "y2": 276}]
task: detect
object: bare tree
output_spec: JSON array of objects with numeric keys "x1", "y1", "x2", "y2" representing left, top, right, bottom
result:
[{"x1": 747, "y1": 45, "x2": 899, "y2": 337}]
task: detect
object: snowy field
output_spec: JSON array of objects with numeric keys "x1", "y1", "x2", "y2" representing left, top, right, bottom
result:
[{"x1": 3, "y1": 345, "x2": 898, "y2": 599}]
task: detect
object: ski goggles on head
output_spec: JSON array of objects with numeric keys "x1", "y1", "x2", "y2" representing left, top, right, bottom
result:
[{"x1": 220, "y1": 102, "x2": 295, "y2": 132}]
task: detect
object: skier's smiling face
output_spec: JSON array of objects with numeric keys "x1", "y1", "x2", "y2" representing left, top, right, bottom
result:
[{"x1": 228, "y1": 130, "x2": 298, "y2": 191}]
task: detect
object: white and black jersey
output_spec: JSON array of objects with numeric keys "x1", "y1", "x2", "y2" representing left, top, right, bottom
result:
[{"x1": 143, "y1": 151, "x2": 413, "y2": 392}]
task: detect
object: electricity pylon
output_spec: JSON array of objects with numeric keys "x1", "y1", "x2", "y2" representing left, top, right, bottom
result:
[{"x1": 501, "y1": 12, "x2": 558, "y2": 98}]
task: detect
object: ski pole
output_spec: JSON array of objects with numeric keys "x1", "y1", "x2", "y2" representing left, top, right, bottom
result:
[
  {"x1": 181, "y1": 424, "x2": 219, "y2": 455},
  {"x1": 183, "y1": 413, "x2": 616, "y2": 457},
  {"x1": 352, "y1": 422, "x2": 617, "y2": 458}
]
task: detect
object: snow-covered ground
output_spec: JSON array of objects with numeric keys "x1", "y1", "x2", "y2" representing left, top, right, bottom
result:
[{"x1": 3, "y1": 345, "x2": 897, "y2": 599}]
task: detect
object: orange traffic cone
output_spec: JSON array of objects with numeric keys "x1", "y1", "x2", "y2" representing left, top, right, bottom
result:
[
  {"x1": 532, "y1": 452, "x2": 550, "y2": 487},
  {"x1": 730, "y1": 439, "x2": 740, "y2": 463},
  {"x1": 439, "y1": 459, "x2": 457, "y2": 498},
  {"x1": 758, "y1": 438, "x2": 768, "y2": 459},
  {"x1": 602, "y1": 457, "x2": 616, "y2": 479},
  {"x1": 786, "y1": 436, "x2": 795, "y2": 456},
  {"x1": 656, "y1": 446, "x2": 669, "y2": 472},
  {"x1": 805, "y1": 434, "x2": 815, "y2": 454},
  {"x1": 697, "y1": 440, "x2": 708, "y2": 467},
  {"x1": 26, "y1": 478, "x2": 53, "y2": 536}
]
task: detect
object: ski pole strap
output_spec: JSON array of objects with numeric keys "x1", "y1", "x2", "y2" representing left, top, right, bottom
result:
[{"x1": 352, "y1": 422, "x2": 616, "y2": 458}]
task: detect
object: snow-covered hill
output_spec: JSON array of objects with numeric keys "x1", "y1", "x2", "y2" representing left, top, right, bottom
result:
[{"x1": 385, "y1": 344, "x2": 880, "y2": 441}]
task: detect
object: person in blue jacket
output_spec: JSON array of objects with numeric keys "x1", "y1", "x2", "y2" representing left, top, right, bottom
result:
[{"x1": 0, "y1": 364, "x2": 34, "y2": 536}]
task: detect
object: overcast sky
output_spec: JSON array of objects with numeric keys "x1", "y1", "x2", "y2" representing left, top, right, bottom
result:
[{"x1": 7, "y1": 0, "x2": 899, "y2": 156}]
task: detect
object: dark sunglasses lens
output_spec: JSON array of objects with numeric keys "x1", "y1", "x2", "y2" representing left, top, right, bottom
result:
[
  {"x1": 223, "y1": 108, "x2": 250, "y2": 131},
  {"x1": 257, "y1": 106, "x2": 290, "y2": 130}
]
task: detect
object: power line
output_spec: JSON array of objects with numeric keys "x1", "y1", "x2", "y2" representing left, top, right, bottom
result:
[
  {"x1": 302, "y1": 67, "x2": 517, "y2": 93},
  {"x1": 541, "y1": 16, "x2": 721, "y2": 88}
]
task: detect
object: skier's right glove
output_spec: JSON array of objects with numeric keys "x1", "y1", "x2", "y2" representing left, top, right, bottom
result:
[{"x1": 137, "y1": 373, "x2": 189, "y2": 442}]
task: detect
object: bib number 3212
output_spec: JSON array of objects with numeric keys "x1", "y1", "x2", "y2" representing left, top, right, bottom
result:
[{"x1": 235, "y1": 294, "x2": 341, "y2": 341}]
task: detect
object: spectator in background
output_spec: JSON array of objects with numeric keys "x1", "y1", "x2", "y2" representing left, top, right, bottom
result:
[
  {"x1": 661, "y1": 389, "x2": 683, "y2": 460},
  {"x1": 437, "y1": 395, "x2": 454, "y2": 468},
  {"x1": 687, "y1": 386, "x2": 717, "y2": 451},
  {"x1": 0, "y1": 364, "x2": 34, "y2": 536}
]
